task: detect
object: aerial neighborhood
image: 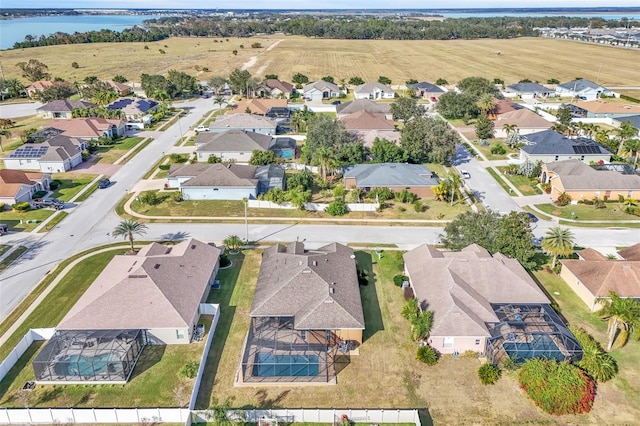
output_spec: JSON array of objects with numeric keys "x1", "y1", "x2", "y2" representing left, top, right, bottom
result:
[{"x1": 0, "y1": 9, "x2": 640, "y2": 426}]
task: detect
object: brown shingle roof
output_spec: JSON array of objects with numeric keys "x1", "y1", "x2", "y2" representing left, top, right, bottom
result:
[
  {"x1": 58, "y1": 239, "x2": 220, "y2": 330},
  {"x1": 250, "y1": 242, "x2": 365, "y2": 330},
  {"x1": 44, "y1": 118, "x2": 123, "y2": 138},
  {"x1": 228, "y1": 99, "x2": 288, "y2": 115},
  {"x1": 560, "y1": 259, "x2": 640, "y2": 298},
  {"x1": 0, "y1": 169, "x2": 45, "y2": 197},
  {"x1": 618, "y1": 243, "x2": 640, "y2": 261},
  {"x1": 545, "y1": 160, "x2": 640, "y2": 191},
  {"x1": 496, "y1": 108, "x2": 552, "y2": 129},
  {"x1": 403, "y1": 245, "x2": 549, "y2": 337},
  {"x1": 573, "y1": 100, "x2": 640, "y2": 115},
  {"x1": 263, "y1": 79, "x2": 294, "y2": 93},
  {"x1": 37, "y1": 99, "x2": 96, "y2": 112},
  {"x1": 195, "y1": 129, "x2": 273, "y2": 152},
  {"x1": 577, "y1": 248, "x2": 608, "y2": 261},
  {"x1": 340, "y1": 111, "x2": 395, "y2": 131}
]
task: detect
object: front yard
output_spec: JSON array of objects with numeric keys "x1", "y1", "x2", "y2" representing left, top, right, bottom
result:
[
  {"x1": 0, "y1": 209, "x2": 55, "y2": 232},
  {"x1": 193, "y1": 248, "x2": 638, "y2": 424},
  {"x1": 495, "y1": 166, "x2": 541, "y2": 196},
  {"x1": 49, "y1": 173, "x2": 97, "y2": 201},
  {"x1": 93, "y1": 136, "x2": 145, "y2": 164},
  {"x1": 535, "y1": 203, "x2": 639, "y2": 221}
]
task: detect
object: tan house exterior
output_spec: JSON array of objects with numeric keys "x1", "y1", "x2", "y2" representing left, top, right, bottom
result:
[
  {"x1": 403, "y1": 244, "x2": 552, "y2": 355},
  {"x1": 0, "y1": 169, "x2": 51, "y2": 205},
  {"x1": 58, "y1": 239, "x2": 221, "y2": 345},
  {"x1": 494, "y1": 108, "x2": 552, "y2": 138},
  {"x1": 560, "y1": 246, "x2": 640, "y2": 311},
  {"x1": 541, "y1": 160, "x2": 640, "y2": 201}
]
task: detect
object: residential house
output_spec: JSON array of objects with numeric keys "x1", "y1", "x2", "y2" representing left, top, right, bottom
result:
[
  {"x1": 0, "y1": 169, "x2": 51, "y2": 205},
  {"x1": 32, "y1": 239, "x2": 220, "y2": 384},
  {"x1": 209, "y1": 113, "x2": 277, "y2": 135},
  {"x1": 44, "y1": 118, "x2": 126, "y2": 140},
  {"x1": 36, "y1": 100, "x2": 96, "y2": 119},
  {"x1": 167, "y1": 163, "x2": 284, "y2": 200},
  {"x1": 504, "y1": 82, "x2": 554, "y2": 99},
  {"x1": 3, "y1": 135, "x2": 86, "y2": 173},
  {"x1": 489, "y1": 99, "x2": 521, "y2": 119},
  {"x1": 353, "y1": 82, "x2": 396, "y2": 100},
  {"x1": 107, "y1": 97, "x2": 159, "y2": 122},
  {"x1": 520, "y1": 130, "x2": 612, "y2": 164},
  {"x1": 358, "y1": 130, "x2": 402, "y2": 149},
  {"x1": 25, "y1": 80, "x2": 55, "y2": 98},
  {"x1": 403, "y1": 244, "x2": 582, "y2": 363},
  {"x1": 340, "y1": 111, "x2": 395, "y2": 131},
  {"x1": 494, "y1": 109, "x2": 553, "y2": 137},
  {"x1": 407, "y1": 81, "x2": 445, "y2": 100},
  {"x1": 228, "y1": 98, "x2": 288, "y2": 116},
  {"x1": 613, "y1": 114, "x2": 640, "y2": 137},
  {"x1": 255, "y1": 79, "x2": 295, "y2": 99},
  {"x1": 570, "y1": 100, "x2": 640, "y2": 119},
  {"x1": 343, "y1": 163, "x2": 439, "y2": 198},
  {"x1": 540, "y1": 159, "x2": 640, "y2": 200},
  {"x1": 195, "y1": 130, "x2": 274, "y2": 163},
  {"x1": 555, "y1": 78, "x2": 612, "y2": 100},
  {"x1": 269, "y1": 137, "x2": 296, "y2": 160},
  {"x1": 104, "y1": 80, "x2": 133, "y2": 96},
  {"x1": 336, "y1": 99, "x2": 392, "y2": 119},
  {"x1": 240, "y1": 242, "x2": 365, "y2": 384},
  {"x1": 560, "y1": 246, "x2": 640, "y2": 311},
  {"x1": 303, "y1": 81, "x2": 341, "y2": 101}
]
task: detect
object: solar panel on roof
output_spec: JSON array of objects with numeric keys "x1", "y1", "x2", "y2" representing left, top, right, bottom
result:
[{"x1": 573, "y1": 145, "x2": 601, "y2": 154}]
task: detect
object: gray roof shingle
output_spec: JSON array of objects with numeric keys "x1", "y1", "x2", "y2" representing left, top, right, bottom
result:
[
  {"x1": 521, "y1": 130, "x2": 611, "y2": 156},
  {"x1": 343, "y1": 163, "x2": 439, "y2": 187},
  {"x1": 506, "y1": 82, "x2": 553, "y2": 93},
  {"x1": 545, "y1": 159, "x2": 640, "y2": 190},
  {"x1": 557, "y1": 78, "x2": 604, "y2": 91},
  {"x1": 195, "y1": 129, "x2": 273, "y2": 152}
]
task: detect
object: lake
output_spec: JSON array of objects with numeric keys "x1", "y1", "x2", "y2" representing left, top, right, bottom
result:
[{"x1": 0, "y1": 14, "x2": 164, "y2": 50}]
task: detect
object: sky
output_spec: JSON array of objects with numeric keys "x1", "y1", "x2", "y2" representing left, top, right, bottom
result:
[{"x1": 3, "y1": 1, "x2": 640, "y2": 9}]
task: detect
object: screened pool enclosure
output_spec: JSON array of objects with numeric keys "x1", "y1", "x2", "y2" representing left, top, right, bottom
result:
[
  {"x1": 486, "y1": 304, "x2": 583, "y2": 364},
  {"x1": 33, "y1": 329, "x2": 145, "y2": 383}
]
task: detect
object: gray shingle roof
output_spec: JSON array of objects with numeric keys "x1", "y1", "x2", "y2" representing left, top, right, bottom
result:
[
  {"x1": 545, "y1": 159, "x2": 640, "y2": 190},
  {"x1": 403, "y1": 245, "x2": 549, "y2": 338},
  {"x1": 506, "y1": 82, "x2": 553, "y2": 93},
  {"x1": 169, "y1": 163, "x2": 285, "y2": 191},
  {"x1": 251, "y1": 242, "x2": 365, "y2": 330},
  {"x1": 521, "y1": 130, "x2": 611, "y2": 156},
  {"x1": 615, "y1": 114, "x2": 640, "y2": 129},
  {"x1": 353, "y1": 82, "x2": 395, "y2": 95},
  {"x1": 304, "y1": 80, "x2": 340, "y2": 93},
  {"x1": 195, "y1": 129, "x2": 273, "y2": 152},
  {"x1": 58, "y1": 239, "x2": 220, "y2": 330},
  {"x1": 557, "y1": 78, "x2": 604, "y2": 91},
  {"x1": 343, "y1": 163, "x2": 439, "y2": 187},
  {"x1": 336, "y1": 99, "x2": 391, "y2": 116},
  {"x1": 209, "y1": 114, "x2": 277, "y2": 131},
  {"x1": 407, "y1": 81, "x2": 444, "y2": 93},
  {"x1": 37, "y1": 99, "x2": 96, "y2": 112}
]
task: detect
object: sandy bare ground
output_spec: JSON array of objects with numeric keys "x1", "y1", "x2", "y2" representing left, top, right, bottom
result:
[{"x1": 241, "y1": 39, "x2": 283, "y2": 72}]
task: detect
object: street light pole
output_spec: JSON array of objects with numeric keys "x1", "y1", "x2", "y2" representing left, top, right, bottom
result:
[{"x1": 243, "y1": 197, "x2": 248, "y2": 243}]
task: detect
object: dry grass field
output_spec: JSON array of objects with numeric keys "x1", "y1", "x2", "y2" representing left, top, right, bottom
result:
[{"x1": 1, "y1": 36, "x2": 639, "y2": 87}]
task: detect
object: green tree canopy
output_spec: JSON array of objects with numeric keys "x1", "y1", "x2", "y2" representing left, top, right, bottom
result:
[
  {"x1": 348, "y1": 76, "x2": 365, "y2": 85},
  {"x1": 141, "y1": 73, "x2": 175, "y2": 98},
  {"x1": 303, "y1": 115, "x2": 361, "y2": 166},
  {"x1": 38, "y1": 83, "x2": 75, "y2": 102},
  {"x1": 475, "y1": 114, "x2": 495, "y2": 139},
  {"x1": 291, "y1": 73, "x2": 309, "y2": 85},
  {"x1": 378, "y1": 76, "x2": 392, "y2": 85},
  {"x1": 436, "y1": 92, "x2": 480, "y2": 119},
  {"x1": 541, "y1": 226, "x2": 575, "y2": 269},
  {"x1": 457, "y1": 76, "x2": 501, "y2": 98},
  {"x1": 168, "y1": 69, "x2": 198, "y2": 97},
  {"x1": 16, "y1": 59, "x2": 50, "y2": 82},
  {"x1": 391, "y1": 97, "x2": 425, "y2": 121},
  {"x1": 371, "y1": 138, "x2": 407, "y2": 163},
  {"x1": 321, "y1": 75, "x2": 335, "y2": 83},
  {"x1": 112, "y1": 220, "x2": 148, "y2": 253},
  {"x1": 228, "y1": 68, "x2": 253, "y2": 96},
  {"x1": 400, "y1": 116, "x2": 460, "y2": 164},
  {"x1": 249, "y1": 150, "x2": 277, "y2": 165}
]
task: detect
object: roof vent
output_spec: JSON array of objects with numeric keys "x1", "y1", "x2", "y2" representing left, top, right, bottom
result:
[
  {"x1": 302, "y1": 269, "x2": 312, "y2": 274},
  {"x1": 191, "y1": 244, "x2": 196, "y2": 249},
  {"x1": 128, "y1": 274, "x2": 148, "y2": 279},
  {"x1": 298, "y1": 261, "x2": 303, "y2": 266},
  {"x1": 324, "y1": 299, "x2": 334, "y2": 303},
  {"x1": 329, "y1": 288, "x2": 335, "y2": 294},
  {"x1": 312, "y1": 260, "x2": 318, "y2": 266},
  {"x1": 622, "y1": 265, "x2": 631, "y2": 270},
  {"x1": 154, "y1": 264, "x2": 160, "y2": 269}
]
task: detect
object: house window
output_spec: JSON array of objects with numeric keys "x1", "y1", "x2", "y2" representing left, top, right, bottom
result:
[
  {"x1": 629, "y1": 191, "x2": 633, "y2": 198},
  {"x1": 325, "y1": 330, "x2": 332, "y2": 342},
  {"x1": 176, "y1": 329, "x2": 185, "y2": 340},
  {"x1": 580, "y1": 156, "x2": 585, "y2": 161},
  {"x1": 213, "y1": 188, "x2": 219, "y2": 191},
  {"x1": 595, "y1": 191, "x2": 600, "y2": 197},
  {"x1": 301, "y1": 330, "x2": 307, "y2": 340},
  {"x1": 554, "y1": 156, "x2": 559, "y2": 161},
  {"x1": 475, "y1": 339, "x2": 481, "y2": 345},
  {"x1": 443, "y1": 336, "x2": 454, "y2": 349}
]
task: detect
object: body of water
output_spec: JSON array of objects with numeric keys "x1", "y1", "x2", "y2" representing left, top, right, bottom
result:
[
  {"x1": 439, "y1": 12, "x2": 640, "y2": 20},
  {"x1": 0, "y1": 14, "x2": 164, "y2": 50}
]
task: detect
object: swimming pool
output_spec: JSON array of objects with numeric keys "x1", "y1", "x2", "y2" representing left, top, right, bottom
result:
[
  {"x1": 252, "y1": 353, "x2": 319, "y2": 377},
  {"x1": 503, "y1": 334, "x2": 565, "y2": 363},
  {"x1": 60, "y1": 353, "x2": 123, "y2": 376}
]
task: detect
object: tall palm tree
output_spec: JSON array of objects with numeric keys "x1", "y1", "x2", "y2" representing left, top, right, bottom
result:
[
  {"x1": 623, "y1": 138, "x2": 640, "y2": 169},
  {"x1": 615, "y1": 121, "x2": 639, "y2": 155},
  {"x1": 502, "y1": 123, "x2": 518, "y2": 136},
  {"x1": 313, "y1": 147, "x2": 337, "y2": 180},
  {"x1": 448, "y1": 174, "x2": 463, "y2": 206},
  {"x1": 476, "y1": 93, "x2": 495, "y2": 116},
  {"x1": 597, "y1": 291, "x2": 640, "y2": 351},
  {"x1": 0, "y1": 129, "x2": 12, "y2": 152},
  {"x1": 541, "y1": 226, "x2": 575, "y2": 269},
  {"x1": 112, "y1": 220, "x2": 148, "y2": 253},
  {"x1": 213, "y1": 95, "x2": 225, "y2": 110}
]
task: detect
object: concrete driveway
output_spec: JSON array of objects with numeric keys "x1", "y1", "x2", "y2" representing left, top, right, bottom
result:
[{"x1": 0, "y1": 101, "x2": 43, "y2": 118}]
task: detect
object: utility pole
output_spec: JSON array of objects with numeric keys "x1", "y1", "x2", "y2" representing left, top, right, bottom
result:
[{"x1": 243, "y1": 197, "x2": 248, "y2": 243}]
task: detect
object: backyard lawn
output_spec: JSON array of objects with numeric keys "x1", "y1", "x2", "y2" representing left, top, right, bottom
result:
[
  {"x1": 193, "y1": 248, "x2": 636, "y2": 424},
  {"x1": 93, "y1": 136, "x2": 145, "y2": 164},
  {"x1": 535, "y1": 203, "x2": 639, "y2": 221},
  {"x1": 49, "y1": 174, "x2": 97, "y2": 201},
  {"x1": 0, "y1": 209, "x2": 55, "y2": 232}
]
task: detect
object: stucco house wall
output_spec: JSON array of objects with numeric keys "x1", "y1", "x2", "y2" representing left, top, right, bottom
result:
[
  {"x1": 196, "y1": 150, "x2": 253, "y2": 163},
  {"x1": 182, "y1": 186, "x2": 257, "y2": 201},
  {"x1": 559, "y1": 265, "x2": 600, "y2": 312},
  {"x1": 428, "y1": 336, "x2": 486, "y2": 355},
  {"x1": 519, "y1": 151, "x2": 610, "y2": 164}
]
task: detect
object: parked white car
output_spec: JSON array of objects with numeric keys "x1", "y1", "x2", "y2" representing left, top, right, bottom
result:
[
  {"x1": 195, "y1": 125, "x2": 209, "y2": 132},
  {"x1": 460, "y1": 170, "x2": 471, "y2": 179}
]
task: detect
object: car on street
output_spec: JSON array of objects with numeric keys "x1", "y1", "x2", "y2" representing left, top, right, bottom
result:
[
  {"x1": 526, "y1": 212, "x2": 539, "y2": 223},
  {"x1": 195, "y1": 125, "x2": 209, "y2": 132},
  {"x1": 460, "y1": 170, "x2": 471, "y2": 179},
  {"x1": 98, "y1": 178, "x2": 111, "y2": 189},
  {"x1": 331, "y1": 100, "x2": 341, "y2": 105},
  {"x1": 532, "y1": 236, "x2": 544, "y2": 247}
]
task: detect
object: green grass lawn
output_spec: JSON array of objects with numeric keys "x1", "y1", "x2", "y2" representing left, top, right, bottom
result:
[
  {"x1": 93, "y1": 136, "x2": 145, "y2": 164},
  {"x1": 36, "y1": 211, "x2": 68, "y2": 233},
  {"x1": 495, "y1": 167, "x2": 541, "y2": 196},
  {"x1": 0, "y1": 209, "x2": 55, "y2": 232},
  {"x1": 0, "y1": 246, "x2": 27, "y2": 274},
  {"x1": 130, "y1": 191, "x2": 468, "y2": 221},
  {"x1": 119, "y1": 137, "x2": 153, "y2": 165},
  {"x1": 535, "y1": 203, "x2": 638, "y2": 221},
  {"x1": 472, "y1": 138, "x2": 518, "y2": 161},
  {"x1": 49, "y1": 174, "x2": 97, "y2": 201}
]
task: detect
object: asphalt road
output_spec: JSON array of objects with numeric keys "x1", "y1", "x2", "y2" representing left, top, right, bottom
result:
[{"x1": 0, "y1": 101, "x2": 43, "y2": 119}]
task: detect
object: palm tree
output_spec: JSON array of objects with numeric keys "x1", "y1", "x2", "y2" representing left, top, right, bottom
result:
[
  {"x1": 541, "y1": 226, "x2": 575, "y2": 269},
  {"x1": 213, "y1": 95, "x2": 225, "y2": 110},
  {"x1": 615, "y1": 121, "x2": 639, "y2": 155},
  {"x1": 448, "y1": 174, "x2": 463, "y2": 206},
  {"x1": 623, "y1": 138, "x2": 640, "y2": 169},
  {"x1": 596, "y1": 291, "x2": 640, "y2": 351},
  {"x1": 502, "y1": 123, "x2": 518, "y2": 136},
  {"x1": 223, "y1": 235, "x2": 243, "y2": 253},
  {"x1": 312, "y1": 147, "x2": 337, "y2": 181},
  {"x1": 0, "y1": 129, "x2": 11, "y2": 152},
  {"x1": 476, "y1": 93, "x2": 495, "y2": 115},
  {"x1": 111, "y1": 220, "x2": 148, "y2": 253}
]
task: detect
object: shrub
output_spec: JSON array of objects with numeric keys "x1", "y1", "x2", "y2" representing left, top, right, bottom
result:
[
  {"x1": 569, "y1": 326, "x2": 617, "y2": 382},
  {"x1": 71, "y1": 61, "x2": 79, "y2": 68},
  {"x1": 172, "y1": 192, "x2": 183, "y2": 202},
  {"x1": 12, "y1": 201, "x2": 31, "y2": 211},
  {"x1": 327, "y1": 198, "x2": 348, "y2": 216},
  {"x1": 139, "y1": 191, "x2": 161, "y2": 206},
  {"x1": 519, "y1": 359, "x2": 595, "y2": 415},
  {"x1": 49, "y1": 180, "x2": 60, "y2": 190},
  {"x1": 179, "y1": 361, "x2": 199, "y2": 379},
  {"x1": 556, "y1": 192, "x2": 572, "y2": 206},
  {"x1": 413, "y1": 200, "x2": 426, "y2": 212},
  {"x1": 219, "y1": 253, "x2": 231, "y2": 268},
  {"x1": 367, "y1": 187, "x2": 393, "y2": 201},
  {"x1": 394, "y1": 188, "x2": 417, "y2": 203},
  {"x1": 416, "y1": 345, "x2": 439, "y2": 365},
  {"x1": 490, "y1": 143, "x2": 507, "y2": 155},
  {"x1": 251, "y1": 42, "x2": 262, "y2": 48},
  {"x1": 393, "y1": 275, "x2": 409, "y2": 287},
  {"x1": 170, "y1": 153, "x2": 188, "y2": 163},
  {"x1": 501, "y1": 355, "x2": 519, "y2": 372},
  {"x1": 398, "y1": 206, "x2": 406, "y2": 212},
  {"x1": 478, "y1": 363, "x2": 501, "y2": 385},
  {"x1": 333, "y1": 184, "x2": 346, "y2": 198},
  {"x1": 0, "y1": 202, "x2": 6, "y2": 211},
  {"x1": 159, "y1": 164, "x2": 171, "y2": 170}
]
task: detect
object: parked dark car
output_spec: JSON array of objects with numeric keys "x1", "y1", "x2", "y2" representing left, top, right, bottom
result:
[
  {"x1": 526, "y1": 212, "x2": 539, "y2": 223},
  {"x1": 331, "y1": 100, "x2": 341, "y2": 105},
  {"x1": 98, "y1": 178, "x2": 111, "y2": 189}
]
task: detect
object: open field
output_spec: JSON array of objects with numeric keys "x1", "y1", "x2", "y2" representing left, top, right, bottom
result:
[
  {"x1": 194, "y1": 249, "x2": 639, "y2": 424},
  {"x1": 1, "y1": 36, "x2": 639, "y2": 86}
]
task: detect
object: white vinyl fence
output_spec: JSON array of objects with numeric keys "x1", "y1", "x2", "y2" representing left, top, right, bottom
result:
[
  {"x1": 0, "y1": 328, "x2": 54, "y2": 383},
  {"x1": 0, "y1": 407, "x2": 190, "y2": 424},
  {"x1": 248, "y1": 200, "x2": 379, "y2": 212},
  {"x1": 189, "y1": 304, "x2": 220, "y2": 410}
]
